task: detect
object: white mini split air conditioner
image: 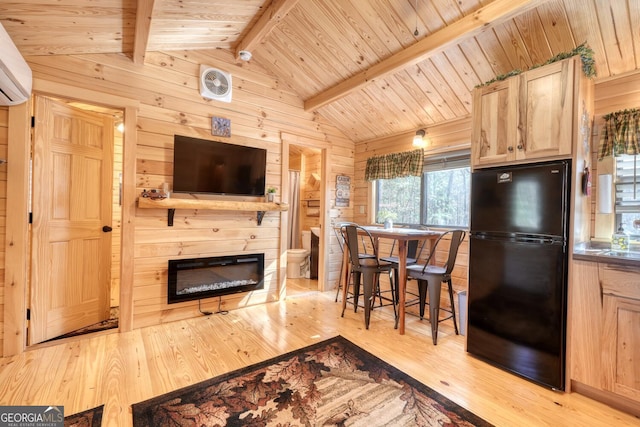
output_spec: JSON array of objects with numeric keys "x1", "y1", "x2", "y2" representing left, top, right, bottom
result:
[
  {"x1": 0, "y1": 23, "x2": 32, "y2": 106},
  {"x1": 199, "y1": 65, "x2": 232, "y2": 103}
]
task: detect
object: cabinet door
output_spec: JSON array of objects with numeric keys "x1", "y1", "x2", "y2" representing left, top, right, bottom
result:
[
  {"x1": 471, "y1": 78, "x2": 518, "y2": 168},
  {"x1": 602, "y1": 295, "x2": 640, "y2": 402},
  {"x1": 517, "y1": 58, "x2": 574, "y2": 161},
  {"x1": 601, "y1": 264, "x2": 640, "y2": 403},
  {"x1": 569, "y1": 260, "x2": 602, "y2": 388}
]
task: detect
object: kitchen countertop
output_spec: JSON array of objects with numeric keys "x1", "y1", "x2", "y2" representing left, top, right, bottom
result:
[{"x1": 573, "y1": 241, "x2": 640, "y2": 267}]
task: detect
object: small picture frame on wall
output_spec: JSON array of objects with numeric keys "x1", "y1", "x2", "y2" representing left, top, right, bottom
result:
[
  {"x1": 212, "y1": 116, "x2": 231, "y2": 137},
  {"x1": 336, "y1": 174, "x2": 350, "y2": 207}
]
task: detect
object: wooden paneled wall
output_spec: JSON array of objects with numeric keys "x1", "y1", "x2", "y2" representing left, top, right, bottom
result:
[
  {"x1": 0, "y1": 108, "x2": 7, "y2": 352},
  {"x1": 0, "y1": 49, "x2": 355, "y2": 346}
]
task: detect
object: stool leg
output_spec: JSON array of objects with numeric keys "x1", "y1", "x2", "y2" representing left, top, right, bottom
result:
[
  {"x1": 417, "y1": 280, "x2": 428, "y2": 320},
  {"x1": 363, "y1": 270, "x2": 375, "y2": 329},
  {"x1": 388, "y1": 270, "x2": 397, "y2": 320},
  {"x1": 393, "y1": 268, "x2": 400, "y2": 302},
  {"x1": 447, "y1": 279, "x2": 458, "y2": 335},
  {"x1": 352, "y1": 271, "x2": 361, "y2": 312},
  {"x1": 428, "y1": 277, "x2": 442, "y2": 345},
  {"x1": 334, "y1": 264, "x2": 342, "y2": 302},
  {"x1": 341, "y1": 270, "x2": 349, "y2": 317}
]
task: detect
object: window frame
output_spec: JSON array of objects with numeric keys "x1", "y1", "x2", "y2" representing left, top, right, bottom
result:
[
  {"x1": 614, "y1": 153, "x2": 640, "y2": 239},
  {"x1": 374, "y1": 149, "x2": 471, "y2": 229}
]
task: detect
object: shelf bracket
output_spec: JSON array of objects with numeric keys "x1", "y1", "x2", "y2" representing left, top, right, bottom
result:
[
  {"x1": 168, "y1": 208, "x2": 176, "y2": 226},
  {"x1": 256, "y1": 211, "x2": 266, "y2": 225}
]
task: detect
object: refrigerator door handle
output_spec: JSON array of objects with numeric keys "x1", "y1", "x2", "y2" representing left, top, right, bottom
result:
[{"x1": 471, "y1": 232, "x2": 561, "y2": 245}]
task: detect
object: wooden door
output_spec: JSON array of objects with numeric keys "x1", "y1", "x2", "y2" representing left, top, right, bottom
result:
[
  {"x1": 471, "y1": 77, "x2": 518, "y2": 168},
  {"x1": 601, "y1": 264, "x2": 640, "y2": 403},
  {"x1": 602, "y1": 294, "x2": 640, "y2": 402},
  {"x1": 29, "y1": 96, "x2": 114, "y2": 345},
  {"x1": 517, "y1": 58, "x2": 574, "y2": 161}
]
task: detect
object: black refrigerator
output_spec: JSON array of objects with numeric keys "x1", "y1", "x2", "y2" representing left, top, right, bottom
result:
[{"x1": 467, "y1": 160, "x2": 571, "y2": 391}]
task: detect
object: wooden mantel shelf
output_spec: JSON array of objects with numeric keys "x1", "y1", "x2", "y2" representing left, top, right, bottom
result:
[{"x1": 138, "y1": 197, "x2": 289, "y2": 226}]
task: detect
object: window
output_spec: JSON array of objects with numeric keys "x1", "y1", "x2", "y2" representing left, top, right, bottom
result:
[
  {"x1": 375, "y1": 150, "x2": 470, "y2": 228},
  {"x1": 615, "y1": 154, "x2": 640, "y2": 238}
]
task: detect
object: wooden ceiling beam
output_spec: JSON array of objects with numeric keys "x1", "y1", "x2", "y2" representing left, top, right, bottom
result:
[
  {"x1": 303, "y1": 0, "x2": 552, "y2": 112},
  {"x1": 132, "y1": 0, "x2": 156, "y2": 65},
  {"x1": 234, "y1": 0, "x2": 300, "y2": 62}
]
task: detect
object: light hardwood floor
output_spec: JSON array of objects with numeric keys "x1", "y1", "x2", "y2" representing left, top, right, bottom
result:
[{"x1": 0, "y1": 286, "x2": 638, "y2": 426}]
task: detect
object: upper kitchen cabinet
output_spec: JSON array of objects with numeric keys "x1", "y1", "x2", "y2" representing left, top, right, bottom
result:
[
  {"x1": 472, "y1": 56, "x2": 588, "y2": 169},
  {"x1": 471, "y1": 78, "x2": 518, "y2": 167}
]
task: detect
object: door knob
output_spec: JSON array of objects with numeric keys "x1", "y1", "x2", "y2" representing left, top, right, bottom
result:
[{"x1": 102, "y1": 226, "x2": 113, "y2": 232}]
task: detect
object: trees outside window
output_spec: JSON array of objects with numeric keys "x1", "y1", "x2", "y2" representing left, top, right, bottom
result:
[{"x1": 375, "y1": 152, "x2": 470, "y2": 228}]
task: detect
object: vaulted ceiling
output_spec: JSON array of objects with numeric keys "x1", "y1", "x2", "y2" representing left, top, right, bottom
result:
[{"x1": 2, "y1": 0, "x2": 639, "y2": 143}]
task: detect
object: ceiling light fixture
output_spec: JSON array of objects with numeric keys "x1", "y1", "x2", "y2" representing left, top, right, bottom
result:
[
  {"x1": 238, "y1": 50, "x2": 252, "y2": 61},
  {"x1": 413, "y1": 129, "x2": 426, "y2": 147}
]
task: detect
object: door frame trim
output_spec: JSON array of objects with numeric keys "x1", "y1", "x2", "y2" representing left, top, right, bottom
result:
[
  {"x1": 280, "y1": 132, "x2": 331, "y2": 294},
  {"x1": 2, "y1": 80, "x2": 138, "y2": 356}
]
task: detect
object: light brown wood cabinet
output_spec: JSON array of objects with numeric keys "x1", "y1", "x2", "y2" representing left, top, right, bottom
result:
[
  {"x1": 472, "y1": 57, "x2": 579, "y2": 169},
  {"x1": 570, "y1": 259, "x2": 640, "y2": 414},
  {"x1": 471, "y1": 78, "x2": 518, "y2": 167},
  {"x1": 600, "y1": 264, "x2": 640, "y2": 403}
]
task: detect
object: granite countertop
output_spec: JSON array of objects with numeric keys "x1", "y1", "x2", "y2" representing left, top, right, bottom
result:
[{"x1": 573, "y1": 241, "x2": 640, "y2": 267}]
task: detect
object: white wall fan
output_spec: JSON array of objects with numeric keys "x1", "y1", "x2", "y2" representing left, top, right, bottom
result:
[{"x1": 199, "y1": 65, "x2": 232, "y2": 103}]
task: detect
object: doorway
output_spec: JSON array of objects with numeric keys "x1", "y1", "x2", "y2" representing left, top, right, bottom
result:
[
  {"x1": 28, "y1": 95, "x2": 123, "y2": 344},
  {"x1": 281, "y1": 133, "x2": 330, "y2": 298}
]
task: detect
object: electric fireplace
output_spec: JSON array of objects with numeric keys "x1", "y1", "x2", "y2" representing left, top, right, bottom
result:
[{"x1": 168, "y1": 254, "x2": 264, "y2": 304}]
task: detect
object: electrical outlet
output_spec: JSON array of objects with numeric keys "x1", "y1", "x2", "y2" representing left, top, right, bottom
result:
[{"x1": 359, "y1": 205, "x2": 365, "y2": 214}]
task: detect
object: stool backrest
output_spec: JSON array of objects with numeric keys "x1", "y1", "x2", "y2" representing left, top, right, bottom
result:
[
  {"x1": 422, "y1": 229, "x2": 466, "y2": 275},
  {"x1": 333, "y1": 221, "x2": 358, "y2": 253},
  {"x1": 341, "y1": 224, "x2": 377, "y2": 269}
]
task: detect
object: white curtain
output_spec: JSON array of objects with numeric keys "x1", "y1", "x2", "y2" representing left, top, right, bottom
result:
[{"x1": 288, "y1": 170, "x2": 301, "y2": 249}]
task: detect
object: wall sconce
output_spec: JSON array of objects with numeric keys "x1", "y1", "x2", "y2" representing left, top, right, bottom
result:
[{"x1": 413, "y1": 129, "x2": 426, "y2": 147}]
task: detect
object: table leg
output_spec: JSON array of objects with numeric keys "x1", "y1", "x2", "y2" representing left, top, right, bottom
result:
[{"x1": 397, "y1": 240, "x2": 407, "y2": 335}]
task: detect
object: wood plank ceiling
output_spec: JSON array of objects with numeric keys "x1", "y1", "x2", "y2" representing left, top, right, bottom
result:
[{"x1": 1, "y1": 0, "x2": 639, "y2": 143}]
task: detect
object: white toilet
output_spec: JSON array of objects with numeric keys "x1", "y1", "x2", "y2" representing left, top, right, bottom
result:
[{"x1": 287, "y1": 230, "x2": 311, "y2": 278}]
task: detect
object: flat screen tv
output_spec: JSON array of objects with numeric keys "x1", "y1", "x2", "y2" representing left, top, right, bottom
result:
[{"x1": 172, "y1": 135, "x2": 267, "y2": 196}]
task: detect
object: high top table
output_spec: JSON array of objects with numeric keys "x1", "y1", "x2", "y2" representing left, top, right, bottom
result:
[{"x1": 341, "y1": 226, "x2": 442, "y2": 335}]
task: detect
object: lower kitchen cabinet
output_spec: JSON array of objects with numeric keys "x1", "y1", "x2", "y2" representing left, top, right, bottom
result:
[
  {"x1": 600, "y1": 264, "x2": 640, "y2": 403},
  {"x1": 570, "y1": 259, "x2": 640, "y2": 415}
]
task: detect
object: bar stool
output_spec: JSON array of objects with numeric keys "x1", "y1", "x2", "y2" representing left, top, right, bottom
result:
[
  {"x1": 341, "y1": 224, "x2": 394, "y2": 329},
  {"x1": 333, "y1": 222, "x2": 375, "y2": 303},
  {"x1": 406, "y1": 230, "x2": 466, "y2": 344}
]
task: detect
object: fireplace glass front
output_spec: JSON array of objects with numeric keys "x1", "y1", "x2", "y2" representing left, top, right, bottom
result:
[{"x1": 168, "y1": 253, "x2": 264, "y2": 304}]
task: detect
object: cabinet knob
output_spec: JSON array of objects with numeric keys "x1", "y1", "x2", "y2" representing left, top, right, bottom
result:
[
  {"x1": 517, "y1": 144, "x2": 523, "y2": 150},
  {"x1": 102, "y1": 226, "x2": 113, "y2": 232},
  {"x1": 507, "y1": 146, "x2": 514, "y2": 152}
]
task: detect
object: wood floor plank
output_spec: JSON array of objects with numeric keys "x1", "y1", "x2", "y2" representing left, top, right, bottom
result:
[{"x1": 0, "y1": 290, "x2": 638, "y2": 426}]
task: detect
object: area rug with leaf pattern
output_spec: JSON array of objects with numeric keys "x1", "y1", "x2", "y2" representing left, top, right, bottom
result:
[
  {"x1": 132, "y1": 335, "x2": 493, "y2": 426},
  {"x1": 64, "y1": 404, "x2": 103, "y2": 426}
]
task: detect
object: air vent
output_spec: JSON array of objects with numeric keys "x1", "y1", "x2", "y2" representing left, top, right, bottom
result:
[{"x1": 199, "y1": 65, "x2": 232, "y2": 103}]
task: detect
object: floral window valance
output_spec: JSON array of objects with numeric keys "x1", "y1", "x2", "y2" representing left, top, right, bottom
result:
[
  {"x1": 598, "y1": 108, "x2": 640, "y2": 159},
  {"x1": 365, "y1": 149, "x2": 424, "y2": 181}
]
